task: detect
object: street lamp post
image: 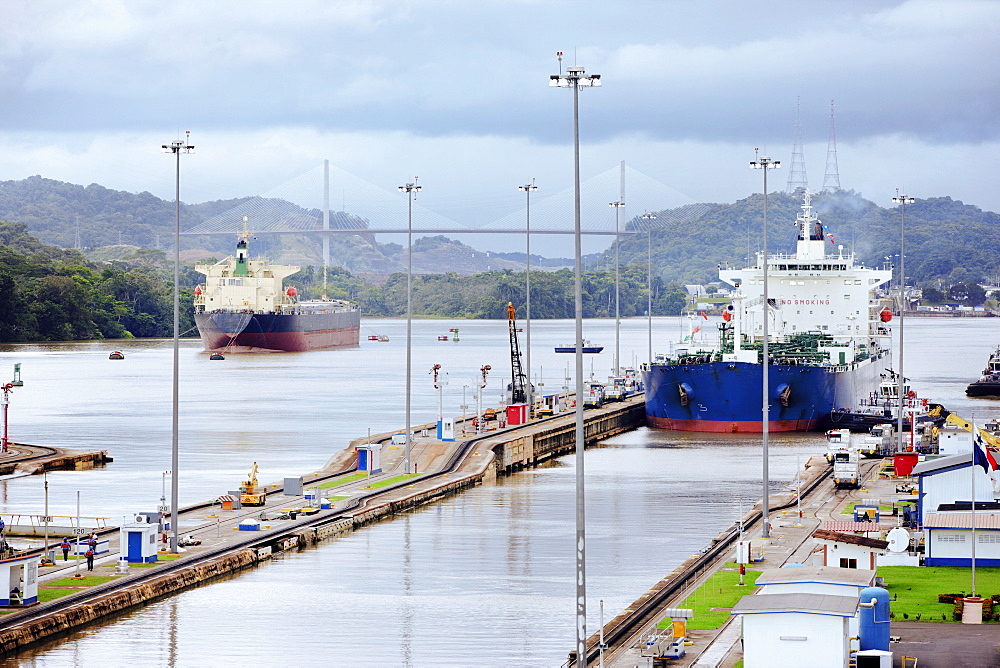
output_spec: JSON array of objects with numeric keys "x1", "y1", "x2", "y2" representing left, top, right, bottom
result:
[
  {"x1": 551, "y1": 58, "x2": 601, "y2": 668},
  {"x1": 609, "y1": 200, "x2": 625, "y2": 374},
  {"x1": 431, "y1": 364, "x2": 444, "y2": 437},
  {"x1": 749, "y1": 151, "x2": 779, "y2": 539},
  {"x1": 159, "y1": 469, "x2": 171, "y2": 543},
  {"x1": 162, "y1": 133, "x2": 193, "y2": 554},
  {"x1": 642, "y1": 212, "x2": 657, "y2": 364},
  {"x1": 892, "y1": 192, "x2": 914, "y2": 451},
  {"x1": 520, "y1": 181, "x2": 538, "y2": 413},
  {"x1": 398, "y1": 178, "x2": 421, "y2": 474}
]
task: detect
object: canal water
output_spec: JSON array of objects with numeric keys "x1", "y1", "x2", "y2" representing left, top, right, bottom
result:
[{"x1": 1, "y1": 317, "x2": 997, "y2": 666}]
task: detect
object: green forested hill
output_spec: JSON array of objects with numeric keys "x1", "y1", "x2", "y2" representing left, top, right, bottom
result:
[
  {"x1": 0, "y1": 218, "x2": 690, "y2": 342},
  {"x1": 0, "y1": 221, "x2": 193, "y2": 342},
  {"x1": 2, "y1": 175, "x2": 999, "y2": 343},
  {"x1": 2, "y1": 176, "x2": 998, "y2": 286}
]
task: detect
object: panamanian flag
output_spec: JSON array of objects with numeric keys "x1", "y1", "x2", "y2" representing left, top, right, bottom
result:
[{"x1": 973, "y1": 430, "x2": 1000, "y2": 473}]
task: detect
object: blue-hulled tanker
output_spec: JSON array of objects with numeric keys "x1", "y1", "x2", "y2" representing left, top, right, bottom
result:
[{"x1": 643, "y1": 194, "x2": 893, "y2": 432}]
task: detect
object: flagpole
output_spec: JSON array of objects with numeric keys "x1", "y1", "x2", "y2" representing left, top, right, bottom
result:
[{"x1": 971, "y1": 421, "x2": 977, "y2": 598}]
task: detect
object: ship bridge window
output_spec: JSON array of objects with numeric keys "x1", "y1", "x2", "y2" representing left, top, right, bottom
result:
[
  {"x1": 844, "y1": 295, "x2": 850, "y2": 300},
  {"x1": 226, "y1": 279, "x2": 244, "y2": 286},
  {"x1": 844, "y1": 280, "x2": 853, "y2": 285},
  {"x1": 812, "y1": 265, "x2": 822, "y2": 270},
  {"x1": 855, "y1": 280, "x2": 862, "y2": 285},
  {"x1": 779, "y1": 265, "x2": 788, "y2": 271}
]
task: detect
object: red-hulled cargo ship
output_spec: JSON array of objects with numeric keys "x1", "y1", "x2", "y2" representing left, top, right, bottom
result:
[{"x1": 193, "y1": 221, "x2": 360, "y2": 353}]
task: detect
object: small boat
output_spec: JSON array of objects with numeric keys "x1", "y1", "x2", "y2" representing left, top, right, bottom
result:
[
  {"x1": 368, "y1": 335, "x2": 379, "y2": 341},
  {"x1": 555, "y1": 340, "x2": 603, "y2": 354},
  {"x1": 966, "y1": 346, "x2": 1000, "y2": 397},
  {"x1": 108, "y1": 351, "x2": 124, "y2": 360},
  {"x1": 437, "y1": 336, "x2": 449, "y2": 341},
  {"x1": 822, "y1": 370, "x2": 943, "y2": 432},
  {"x1": 210, "y1": 352, "x2": 225, "y2": 360},
  {"x1": 377, "y1": 335, "x2": 390, "y2": 342}
]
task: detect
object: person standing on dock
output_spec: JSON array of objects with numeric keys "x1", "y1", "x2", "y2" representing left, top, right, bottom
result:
[
  {"x1": 60, "y1": 538, "x2": 70, "y2": 562},
  {"x1": 85, "y1": 547, "x2": 94, "y2": 571}
]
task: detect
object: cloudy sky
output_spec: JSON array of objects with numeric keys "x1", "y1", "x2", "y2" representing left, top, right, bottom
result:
[{"x1": 0, "y1": 0, "x2": 997, "y2": 253}]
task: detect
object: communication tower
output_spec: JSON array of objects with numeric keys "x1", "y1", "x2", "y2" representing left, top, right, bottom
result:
[
  {"x1": 823, "y1": 100, "x2": 842, "y2": 192},
  {"x1": 786, "y1": 97, "x2": 808, "y2": 194}
]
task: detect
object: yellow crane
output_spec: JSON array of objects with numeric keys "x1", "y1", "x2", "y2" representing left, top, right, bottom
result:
[
  {"x1": 240, "y1": 462, "x2": 266, "y2": 506},
  {"x1": 927, "y1": 405, "x2": 1000, "y2": 449}
]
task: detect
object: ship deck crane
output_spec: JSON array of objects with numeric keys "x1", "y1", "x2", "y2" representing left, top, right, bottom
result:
[{"x1": 507, "y1": 302, "x2": 527, "y2": 405}]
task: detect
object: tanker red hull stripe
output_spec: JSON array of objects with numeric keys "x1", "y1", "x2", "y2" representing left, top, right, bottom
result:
[{"x1": 646, "y1": 415, "x2": 820, "y2": 433}]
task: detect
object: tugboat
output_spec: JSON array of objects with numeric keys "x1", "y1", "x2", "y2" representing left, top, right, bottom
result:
[
  {"x1": 966, "y1": 346, "x2": 1000, "y2": 397},
  {"x1": 823, "y1": 370, "x2": 943, "y2": 432}
]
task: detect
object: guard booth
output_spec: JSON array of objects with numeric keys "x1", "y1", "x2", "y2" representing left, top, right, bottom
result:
[
  {"x1": 120, "y1": 523, "x2": 158, "y2": 563},
  {"x1": 356, "y1": 443, "x2": 382, "y2": 473},
  {"x1": 0, "y1": 553, "x2": 39, "y2": 606},
  {"x1": 506, "y1": 404, "x2": 528, "y2": 426},
  {"x1": 438, "y1": 417, "x2": 455, "y2": 441}
]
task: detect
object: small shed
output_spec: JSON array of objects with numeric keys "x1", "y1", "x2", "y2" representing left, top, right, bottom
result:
[
  {"x1": 810, "y1": 530, "x2": 889, "y2": 570},
  {"x1": 732, "y1": 592, "x2": 859, "y2": 668},
  {"x1": 911, "y1": 452, "x2": 1000, "y2": 525},
  {"x1": 923, "y1": 511, "x2": 1000, "y2": 567},
  {"x1": 0, "y1": 553, "x2": 40, "y2": 606},
  {"x1": 120, "y1": 523, "x2": 159, "y2": 563}
]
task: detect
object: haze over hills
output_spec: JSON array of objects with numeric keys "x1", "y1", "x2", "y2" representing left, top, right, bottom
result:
[{"x1": 1, "y1": 175, "x2": 999, "y2": 287}]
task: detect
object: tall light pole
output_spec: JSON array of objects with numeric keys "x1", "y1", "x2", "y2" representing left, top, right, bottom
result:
[
  {"x1": 551, "y1": 56, "x2": 600, "y2": 668},
  {"x1": 642, "y1": 212, "x2": 657, "y2": 365},
  {"x1": 749, "y1": 151, "x2": 779, "y2": 539},
  {"x1": 893, "y1": 192, "x2": 914, "y2": 452},
  {"x1": 520, "y1": 180, "x2": 538, "y2": 413},
  {"x1": 398, "y1": 178, "x2": 421, "y2": 474},
  {"x1": 162, "y1": 132, "x2": 193, "y2": 554},
  {"x1": 609, "y1": 199, "x2": 625, "y2": 374}
]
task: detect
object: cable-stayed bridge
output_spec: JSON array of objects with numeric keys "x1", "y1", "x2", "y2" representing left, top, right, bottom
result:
[{"x1": 182, "y1": 162, "x2": 707, "y2": 239}]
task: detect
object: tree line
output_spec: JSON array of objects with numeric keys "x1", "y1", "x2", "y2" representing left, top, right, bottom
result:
[
  {"x1": 0, "y1": 221, "x2": 194, "y2": 342},
  {"x1": 0, "y1": 220, "x2": 690, "y2": 343}
]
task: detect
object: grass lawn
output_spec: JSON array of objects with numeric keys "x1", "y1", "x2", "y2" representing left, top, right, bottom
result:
[
  {"x1": 318, "y1": 472, "x2": 370, "y2": 489},
  {"x1": 45, "y1": 576, "x2": 116, "y2": 587},
  {"x1": 840, "y1": 502, "x2": 898, "y2": 515},
  {"x1": 881, "y1": 566, "x2": 1000, "y2": 623},
  {"x1": 366, "y1": 474, "x2": 418, "y2": 489},
  {"x1": 656, "y1": 564, "x2": 762, "y2": 631},
  {"x1": 37, "y1": 588, "x2": 79, "y2": 603}
]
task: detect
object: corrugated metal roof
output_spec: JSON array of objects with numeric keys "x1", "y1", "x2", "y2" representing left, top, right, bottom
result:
[
  {"x1": 911, "y1": 453, "x2": 970, "y2": 476},
  {"x1": 822, "y1": 521, "x2": 880, "y2": 532},
  {"x1": 924, "y1": 512, "x2": 1000, "y2": 529},
  {"x1": 732, "y1": 592, "x2": 859, "y2": 616},
  {"x1": 813, "y1": 528, "x2": 889, "y2": 549},
  {"x1": 757, "y1": 566, "x2": 876, "y2": 587}
]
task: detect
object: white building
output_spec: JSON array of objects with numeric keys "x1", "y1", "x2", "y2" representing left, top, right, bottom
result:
[
  {"x1": 922, "y1": 512, "x2": 1000, "y2": 567},
  {"x1": 732, "y1": 592, "x2": 859, "y2": 668},
  {"x1": 911, "y1": 452, "x2": 1000, "y2": 525},
  {"x1": 756, "y1": 565, "x2": 876, "y2": 594},
  {"x1": 809, "y1": 530, "x2": 888, "y2": 570}
]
